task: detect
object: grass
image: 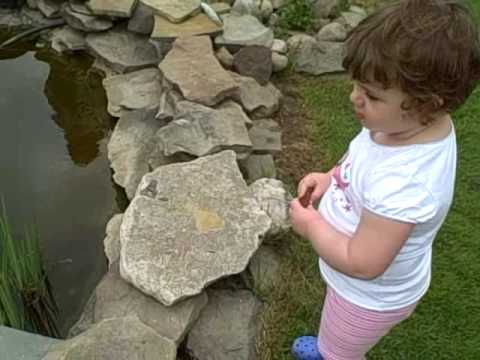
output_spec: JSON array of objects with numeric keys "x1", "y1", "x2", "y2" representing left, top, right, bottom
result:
[{"x1": 0, "y1": 207, "x2": 59, "y2": 337}]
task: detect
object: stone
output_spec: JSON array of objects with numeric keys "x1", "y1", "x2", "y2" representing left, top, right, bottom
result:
[
  {"x1": 248, "y1": 118, "x2": 282, "y2": 153},
  {"x1": 159, "y1": 36, "x2": 238, "y2": 107},
  {"x1": 95, "y1": 265, "x2": 208, "y2": 345},
  {"x1": 272, "y1": 52, "x2": 288, "y2": 72},
  {"x1": 316, "y1": 21, "x2": 347, "y2": 42},
  {"x1": 91, "y1": 57, "x2": 118, "y2": 77},
  {"x1": 70, "y1": 0, "x2": 93, "y2": 15},
  {"x1": 233, "y1": 45, "x2": 272, "y2": 86},
  {"x1": 104, "y1": 213, "x2": 124, "y2": 266},
  {"x1": 86, "y1": 0, "x2": 137, "y2": 18},
  {"x1": 119, "y1": 151, "x2": 271, "y2": 305},
  {"x1": 50, "y1": 25, "x2": 86, "y2": 54},
  {"x1": 341, "y1": 10, "x2": 366, "y2": 29},
  {"x1": 20, "y1": 6, "x2": 63, "y2": 27},
  {"x1": 230, "y1": 72, "x2": 282, "y2": 119},
  {"x1": 210, "y1": 2, "x2": 231, "y2": 14},
  {"x1": 231, "y1": 0, "x2": 259, "y2": 17},
  {"x1": 67, "y1": 292, "x2": 96, "y2": 338},
  {"x1": 156, "y1": 100, "x2": 252, "y2": 158},
  {"x1": 259, "y1": 0, "x2": 273, "y2": 20},
  {"x1": 288, "y1": 35, "x2": 344, "y2": 75},
  {"x1": 216, "y1": 46, "x2": 234, "y2": 69},
  {"x1": 128, "y1": 2, "x2": 154, "y2": 35},
  {"x1": 187, "y1": 289, "x2": 262, "y2": 360},
  {"x1": 27, "y1": 0, "x2": 38, "y2": 9},
  {"x1": 215, "y1": 14, "x2": 274, "y2": 48},
  {"x1": 311, "y1": 0, "x2": 338, "y2": 19},
  {"x1": 108, "y1": 108, "x2": 171, "y2": 200},
  {"x1": 42, "y1": 317, "x2": 177, "y2": 360},
  {"x1": 151, "y1": 12, "x2": 222, "y2": 39},
  {"x1": 239, "y1": 154, "x2": 277, "y2": 183},
  {"x1": 86, "y1": 28, "x2": 160, "y2": 73},
  {"x1": 271, "y1": 38, "x2": 287, "y2": 54},
  {"x1": 247, "y1": 245, "x2": 283, "y2": 290},
  {"x1": 0, "y1": 326, "x2": 62, "y2": 360},
  {"x1": 249, "y1": 178, "x2": 291, "y2": 237},
  {"x1": 61, "y1": 2, "x2": 113, "y2": 32},
  {"x1": 37, "y1": 0, "x2": 61, "y2": 18},
  {"x1": 271, "y1": 0, "x2": 284, "y2": 9},
  {"x1": 102, "y1": 68, "x2": 162, "y2": 118},
  {"x1": 140, "y1": 0, "x2": 201, "y2": 23}
]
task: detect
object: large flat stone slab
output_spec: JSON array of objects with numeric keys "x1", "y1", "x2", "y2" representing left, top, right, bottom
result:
[
  {"x1": 43, "y1": 317, "x2": 177, "y2": 360},
  {"x1": 61, "y1": 2, "x2": 113, "y2": 32},
  {"x1": 151, "y1": 12, "x2": 222, "y2": 39},
  {"x1": 0, "y1": 326, "x2": 62, "y2": 360},
  {"x1": 86, "y1": 28, "x2": 160, "y2": 73},
  {"x1": 215, "y1": 14, "x2": 273, "y2": 48},
  {"x1": 95, "y1": 265, "x2": 208, "y2": 345},
  {"x1": 159, "y1": 36, "x2": 238, "y2": 106},
  {"x1": 120, "y1": 150, "x2": 272, "y2": 305},
  {"x1": 156, "y1": 100, "x2": 252, "y2": 158},
  {"x1": 140, "y1": 0, "x2": 201, "y2": 23}
]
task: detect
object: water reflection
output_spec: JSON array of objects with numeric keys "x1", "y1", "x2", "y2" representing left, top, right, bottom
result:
[{"x1": 0, "y1": 37, "x2": 120, "y2": 335}]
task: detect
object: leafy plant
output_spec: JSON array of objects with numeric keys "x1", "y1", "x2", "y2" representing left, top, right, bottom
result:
[
  {"x1": 0, "y1": 206, "x2": 59, "y2": 337},
  {"x1": 278, "y1": 0, "x2": 315, "y2": 32}
]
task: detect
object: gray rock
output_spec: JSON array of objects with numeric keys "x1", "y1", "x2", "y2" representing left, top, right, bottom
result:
[
  {"x1": 271, "y1": 0, "x2": 284, "y2": 10},
  {"x1": 311, "y1": 0, "x2": 339, "y2": 19},
  {"x1": 215, "y1": 14, "x2": 274, "y2": 48},
  {"x1": 104, "y1": 213, "x2": 124, "y2": 266},
  {"x1": 248, "y1": 118, "x2": 282, "y2": 153},
  {"x1": 259, "y1": 0, "x2": 273, "y2": 20},
  {"x1": 69, "y1": 0, "x2": 93, "y2": 15},
  {"x1": 27, "y1": 0, "x2": 38, "y2": 9},
  {"x1": 86, "y1": 28, "x2": 160, "y2": 73},
  {"x1": 86, "y1": 0, "x2": 137, "y2": 17},
  {"x1": 239, "y1": 154, "x2": 277, "y2": 183},
  {"x1": 249, "y1": 178, "x2": 291, "y2": 237},
  {"x1": 316, "y1": 21, "x2": 347, "y2": 42},
  {"x1": 0, "y1": 326, "x2": 62, "y2": 360},
  {"x1": 140, "y1": 0, "x2": 201, "y2": 23},
  {"x1": 271, "y1": 38, "x2": 287, "y2": 54},
  {"x1": 67, "y1": 292, "x2": 96, "y2": 338},
  {"x1": 50, "y1": 25, "x2": 86, "y2": 54},
  {"x1": 156, "y1": 100, "x2": 252, "y2": 158},
  {"x1": 102, "y1": 68, "x2": 162, "y2": 118},
  {"x1": 120, "y1": 151, "x2": 272, "y2": 305},
  {"x1": 216, "y1": 46, "x2": 234, "y2": 69},
  {"x1": 210, "y1": 2, "x2": 231, "y2": 14},
  {"x1": 231, "y1": 0, "x2": 259, "y2": 17},
  {"x1": 91, "y1": 57, "x2": 119, "y2": 77},
  {"x1": 128, "y1": 2, "x2": 154, "y2": 35},
  {"x1": 230, "y1": 72, "x2": 282, "y2": 119},
  {"x1": 159, "y1": 36, "x2": 238, "y2": 107},
  {"x1": 288, "y1": 35, "x2": 344, "y2": 75},
  {"x1": 61, "y1": 2, "x2": 113, "y2": 32},
  {"x1": 95, "y1": 265, "x2": 208, "y2": 345},
  {"x1": 233, "y1": 45, "x2": 272, "y2": 86},
  {"x1": 247, "y1": 245, "x2": 283, "y2": 290},
  {"x1": 187, "y1": 289, "x2": 262, "y2": 360},
  {"x1": 108, "y1": 108, "x2": 171, "y2": 200},
  {"x1": 341, "y1": 10, "x2": 366, "y2": 29},
  {"x1": 272, "y1": 52, "x2": 288, "y2": 72},
  {"x1": 37, "y1": 0, "x2": 61, "y2": 18},
  {"x1": 43, "y1": 317, "x2": 177, "y2": 360}
]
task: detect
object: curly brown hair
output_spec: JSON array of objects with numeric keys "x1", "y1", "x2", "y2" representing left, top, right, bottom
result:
[{"x1": 343, "y1": 0, "x2": 480, "y2": 123}]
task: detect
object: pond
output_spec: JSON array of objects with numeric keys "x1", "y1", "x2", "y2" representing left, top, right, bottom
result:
[{"x1": 0, "y1": 31, "x2": 123, "y2": 336}]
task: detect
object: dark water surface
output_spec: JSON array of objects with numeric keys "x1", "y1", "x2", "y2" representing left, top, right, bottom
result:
[{"x1": 0, "y1": 33, "x2": 121, "y2": 335}]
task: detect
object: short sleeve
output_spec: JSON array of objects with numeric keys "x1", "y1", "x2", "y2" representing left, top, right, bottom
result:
[{"x1": 363, "y1": 169, "x2": 439, "y2": 224}]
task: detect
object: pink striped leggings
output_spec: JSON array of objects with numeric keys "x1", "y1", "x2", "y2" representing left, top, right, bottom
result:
[{"x1": 318, "y1": 287, "x2": 417, "y2": 360}]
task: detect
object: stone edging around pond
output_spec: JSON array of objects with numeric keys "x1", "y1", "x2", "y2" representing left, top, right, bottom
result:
[{"x1": 0, "y1": 1, "x2": 367, "y2": 358}]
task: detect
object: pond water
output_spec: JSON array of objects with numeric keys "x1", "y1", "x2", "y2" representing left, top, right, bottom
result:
[{"x1": 0, "y1": 33, "x2": 123, "y2": 336}]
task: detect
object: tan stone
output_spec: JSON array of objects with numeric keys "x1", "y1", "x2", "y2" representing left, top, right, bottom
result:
[
  {"x1": 151, "y1": 13, "x2": 222, "y2": 39},
  {"x1": 140, "y1": 0, "x2": 201, "y2": 23}
]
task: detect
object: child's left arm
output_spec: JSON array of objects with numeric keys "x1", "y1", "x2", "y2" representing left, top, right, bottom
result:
[{"x1": 289, "y1": 198, "x2": 415, "y2": 280}]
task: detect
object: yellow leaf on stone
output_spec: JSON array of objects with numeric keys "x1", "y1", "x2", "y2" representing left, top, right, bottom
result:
[{"x1": 194, "y1": 208, "x2": 225, "y2": 233}]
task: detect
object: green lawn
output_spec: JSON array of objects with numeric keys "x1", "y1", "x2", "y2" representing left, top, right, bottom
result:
[{"x1": 260, "y1": 2, "x2": 480, "y2": 359}]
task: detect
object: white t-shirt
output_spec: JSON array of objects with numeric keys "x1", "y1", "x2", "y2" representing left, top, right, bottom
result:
[{"x1": 318, "y1": 125, "x2": 457, "y2": 311}]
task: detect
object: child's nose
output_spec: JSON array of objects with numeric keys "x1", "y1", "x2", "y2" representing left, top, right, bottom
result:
[{"x1": 350, "y1": 88, "x2": 365, "y2": 107}]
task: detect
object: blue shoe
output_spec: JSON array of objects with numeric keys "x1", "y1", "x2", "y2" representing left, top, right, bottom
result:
[{"x1": 291, "y1": 336, "x2": 324, "y2": 360}]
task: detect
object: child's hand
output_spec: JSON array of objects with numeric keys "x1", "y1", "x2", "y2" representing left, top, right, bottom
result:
[
  {"x1": 289, "y1": 198, "x2": 322, "y2": 239},
  {"x1": 297, "y1": 172, "x2": 331, "y2": 207}
]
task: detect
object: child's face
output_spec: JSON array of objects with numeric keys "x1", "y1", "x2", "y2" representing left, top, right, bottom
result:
[{"x1": 350, "y1": 81, "x2": 423, "y2": 134}]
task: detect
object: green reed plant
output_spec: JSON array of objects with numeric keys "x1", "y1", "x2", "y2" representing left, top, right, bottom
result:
[{"x1": 0, "y1": 207, "x2": 59, "y2": 337}]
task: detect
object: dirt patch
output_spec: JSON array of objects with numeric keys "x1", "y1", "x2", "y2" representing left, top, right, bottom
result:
[{"x1": 271, "y1": 72, "x2": 323, "y2": 190}]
